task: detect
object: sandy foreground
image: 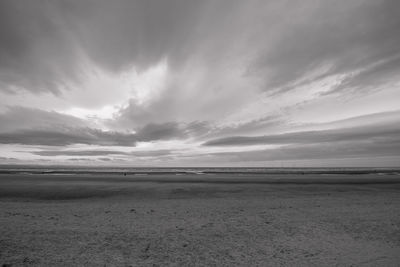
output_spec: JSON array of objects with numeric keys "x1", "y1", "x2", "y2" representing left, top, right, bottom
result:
[{"x1": 0, "y1": 174, "x2": 400, "y2": 266}]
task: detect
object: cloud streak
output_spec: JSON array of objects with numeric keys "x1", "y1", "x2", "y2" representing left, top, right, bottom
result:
[
  {"x1": 203, "y1": 125, "x2": 400, "y2": 147},
  {"x1": 31, "y1": 149, "x2": 173, "y2": 157},
  {"x1": 0, "y1": 124, "x2": 193, "y2": 146},
  {"x1": 204, "y1": 110, "x2": 400, "y2": 146},
  {"x1": 0, "y1": 107, "x2": 196, "y2": 146},
  {"x1": 0, "y1": 128, "x2": 137, "y2": 147},
  {"x1": 206, "y1": 140, "x2": 400, "y2": 163},
  {"x1": 31, "y1": 150, "x2": 129, "y2": 157}
]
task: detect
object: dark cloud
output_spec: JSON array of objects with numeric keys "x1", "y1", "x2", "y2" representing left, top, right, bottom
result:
[
  {"x1": 130, "y1": 149, "x2": 173, "y2": 157},
  {"x1": 135, "y1": 122, "x2": 185, "y2": 142},
  {"x1": 249, "y1": 0, "x2": 400, "y2": 94},
  {"x1": 0, "y1": 107, "x2": 194, "y2": 146},
  {"x1": 98, "y1": 157, "x2": 112, "y2": 161},
  {"x1": 67, "y1": 158, "x2": 96, "y2": 162},
  {"x1": 32, "y1": 150, "x2": 128, "y2": 156},
  {"x1": 0, "y1": 107, "x2": 136, "y2": 146},
  {"x1": 0, "y1": 0, "x2": 82, "y2": 94},
  {"x1": 0, "y1": 107, "x2": 126, "y2": 146},
  {"x1": 32, "y1": 148, "x2": 172, "y2": 157},
  {"x1": 204, "y1": 123, "x2": 400, "y2": 147},
  {"x1": 209, "y1": 138, "x2": 400, "y2": 162},
  {"x1": 0, "y1": 124, "x2": 190, "y2": 147},
  {"x1": 0, "y1": 156, "x2": 17, "y2": 160},
  {"x1": 0, "y1": 128, "x2": 137, "y2": 146}
]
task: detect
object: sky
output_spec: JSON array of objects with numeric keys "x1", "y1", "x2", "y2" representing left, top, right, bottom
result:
[{"x1": 0, "y1": 0, "x2": 400, "y2": 167}]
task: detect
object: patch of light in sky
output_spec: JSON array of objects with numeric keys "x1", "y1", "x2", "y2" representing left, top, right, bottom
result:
[
  {"x1": 129, "y1": 59, "x2": 169, "y2": 106},
  {"x1": 58, "y1": 59, "x2": 168, "y2": 122},
  {"x1": 63, "y1": 105, "x2": 119, "y2": 120}
]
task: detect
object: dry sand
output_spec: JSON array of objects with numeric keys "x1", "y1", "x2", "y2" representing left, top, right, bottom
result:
[{"x1": 1, "y1": 173, "x2": 400, "y2": 266}]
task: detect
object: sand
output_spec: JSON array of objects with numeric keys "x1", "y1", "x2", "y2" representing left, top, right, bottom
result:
[{"x1": 1, "y1": 173, "x2": 400, "y2": 266}]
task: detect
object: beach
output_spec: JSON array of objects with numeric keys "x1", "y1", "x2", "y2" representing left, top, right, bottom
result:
[{"x1": 1, "y1": 172, "x2": 400, "y2": 266}]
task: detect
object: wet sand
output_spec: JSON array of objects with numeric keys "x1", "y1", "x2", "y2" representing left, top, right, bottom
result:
[{"x1": 1, "y1": 173, "x2": 400, "y2": 266}]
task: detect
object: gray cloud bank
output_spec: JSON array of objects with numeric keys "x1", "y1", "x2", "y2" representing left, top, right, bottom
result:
[
  {"x1": 0, "y1": 107, "x2": 175, "y2": 146},
  {"x1": 0, "y1": 128, "x2": 137, "y2": 146},
  {"x1": 203, "y1": 125, "x2": 400, "y2": 147},
  {"x1": 202, "y1": 110, "x2": 400, "y2": 162},
  {"x1": 204, "y1": 110, "x2": 400, "y2": 146},
  {"x1": 209, "y1": 139, "x2": 400, "y2": 163},
  {"x1": 32, "y1": 149, "x2": 172, "y2": 157},
  {"x1": 0, "y1": 107, "x2": 207, "y2": 146}
]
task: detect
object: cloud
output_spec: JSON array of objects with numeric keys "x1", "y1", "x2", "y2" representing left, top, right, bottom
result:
[
  {"x1": 208, "y1": 139, "x2": 400, "y2": 163},
  {"x1": 204, "y1": 127, "x2": 400, "y2": 147},
  {"x1": 329, "y1": 55, "x2": 400, "y2": 95},
  {"x1": 31, "y1": 148, "x2": 172, "y2": 157},
  {"x1": 292, "y1": 110, "x2": 400, "y2": 132},
  {"x1": 135, "y1": 122, "x2": 185, "y2": 142},
  {"x1": 204, "y1": 112, "x2": 400, "y2": 146},
  {"x1": 0, "y1": 156, "x2": 17, "y2": 160},
  {"x1": 0, "y1": 0, "x2": 214, "y2": 94},
  {"x1": 98, "y1": 157, "x2": 112, "y2": 161},
  {"x1": 0, "y1": 107, "x2": 137, "y2": 146},
  {"x1": 67, "y1": 158, "x2": 96, "y2": 162},
  {"x1": 249, "y1": 0, "x2": 400, "y2": 94},
  {"x1": 0, "y1": 124, "x2": 191, "y2": 147},
  {"x1": 0, "y1": 106, "x2": 90, "y2": 132},
  {"x1": 0, "y1": 128, "x2": 137, "y2": 147},
  {"x1": 207, "y1": 116, "x2": 285, "y2": 139},
  {"x1": 0, "y1": 107, "x2": 195, "y2": 146},
  {"x1": 130, "y1": 149, "x2": 173, "y2": 157},
  {"x1": 0, "y1": 0, "x2": 83, "y2": 94},
  {"x1": 31, "y1": 150, "x2": 128, "y2": 157}
]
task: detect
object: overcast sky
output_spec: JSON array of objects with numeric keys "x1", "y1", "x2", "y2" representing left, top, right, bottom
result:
[{"x1": 0, "y1": 0, "x2": 399, "y2": 167}]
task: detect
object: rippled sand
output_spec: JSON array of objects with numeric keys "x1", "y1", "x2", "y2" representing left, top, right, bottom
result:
[{"x1": 1, "y1": 174, "x2": 400, "y2": 266}]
